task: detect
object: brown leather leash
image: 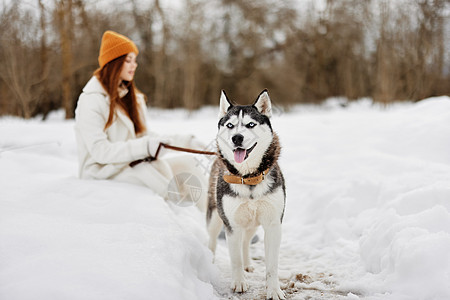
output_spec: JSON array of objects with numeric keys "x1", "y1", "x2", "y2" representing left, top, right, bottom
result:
[{"x1": 129, "y1": 143, "x2": 216, "y2": 168}]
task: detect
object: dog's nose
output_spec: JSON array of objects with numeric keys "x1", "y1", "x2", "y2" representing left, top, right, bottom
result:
[{"x1": 232, "y1": 134, "x2": 244, "y2": 146}]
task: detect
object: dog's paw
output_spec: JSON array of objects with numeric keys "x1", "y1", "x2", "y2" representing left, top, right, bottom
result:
[
  {"x1": 244, "y1": 265, "x2": 254, "y2": 273},
  {"x1": 231, "y1": 280, "x2": 248, "y2": 293},
  {"x1": 266, "y1": 287, "x2": 285, "y2": 300}
]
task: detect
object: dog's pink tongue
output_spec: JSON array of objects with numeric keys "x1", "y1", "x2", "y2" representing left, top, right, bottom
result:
[{"x1": 234, "y1": 148, "x2": 246, "y2": 163}]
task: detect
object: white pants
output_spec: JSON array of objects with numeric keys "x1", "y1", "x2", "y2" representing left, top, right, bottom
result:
[{"x1": 113, "y1": 155, "x2": 209, "y2": 211}]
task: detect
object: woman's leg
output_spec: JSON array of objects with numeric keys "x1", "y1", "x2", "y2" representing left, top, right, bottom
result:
[
  {"x1": 164, "y1": 155, "x2": 209, "y2": 212},
  {"x1": 112, "y1": 160, "x2": 174, "y2": 198},
  {"x1": 112, "y1": 156, "x2": 208, "y2": 208}
]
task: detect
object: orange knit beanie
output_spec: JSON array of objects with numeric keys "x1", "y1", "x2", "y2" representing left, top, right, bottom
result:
[{"x1": 98, "y1": 30, "x2": 139, "y2": 68}]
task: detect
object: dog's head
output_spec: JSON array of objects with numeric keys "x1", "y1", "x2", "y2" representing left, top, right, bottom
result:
[{"x1": 216, "y1": 90, "x2": 274, "y2": 175}]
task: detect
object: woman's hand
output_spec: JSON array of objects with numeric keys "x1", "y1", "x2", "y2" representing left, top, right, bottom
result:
[{"x1": 148, "y1": 136, "x2": 173, "y2": 158}]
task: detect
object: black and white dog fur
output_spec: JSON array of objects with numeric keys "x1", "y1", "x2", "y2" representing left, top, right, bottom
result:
[{"x1": 207, "y1": 90, "x2": 286, "y2": 300}]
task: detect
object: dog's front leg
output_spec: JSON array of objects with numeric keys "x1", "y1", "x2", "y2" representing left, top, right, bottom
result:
[
  {"x1": 242, "y1": 227, "x2": 257, "y2": 272},
  {"x1": 226, "y1": 228, "x2": 248, "y2": 293},
  {"x1": 263, "y1": 223, "x2": 285, "y2": 300}
]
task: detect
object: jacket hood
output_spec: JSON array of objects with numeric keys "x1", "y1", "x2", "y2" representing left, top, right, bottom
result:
[{"x1": 82, "y1": 76, "x2": 108, "y2": 96}]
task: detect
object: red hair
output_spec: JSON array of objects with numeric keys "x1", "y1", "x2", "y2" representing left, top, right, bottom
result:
[{"x1": 94, "y1": 55, "x2": 146, "y2": 134}]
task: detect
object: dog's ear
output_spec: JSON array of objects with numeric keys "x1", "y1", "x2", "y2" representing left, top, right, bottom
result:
[
  {"x1": 219, "y1": 90, "x2": 233, "y2": 118},
  {"x1": 253, "y1": 89, "x2": 272, "y2": 118}
]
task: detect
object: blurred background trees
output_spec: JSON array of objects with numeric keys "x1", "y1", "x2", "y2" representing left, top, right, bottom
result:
[{"x1": 0, "y1": 0, "x2": 449, "y2": 119}]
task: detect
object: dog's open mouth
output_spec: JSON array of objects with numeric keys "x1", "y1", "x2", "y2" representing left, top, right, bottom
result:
[{"x1": 233, "y1": 143, "x2": 257, "y2": 163}]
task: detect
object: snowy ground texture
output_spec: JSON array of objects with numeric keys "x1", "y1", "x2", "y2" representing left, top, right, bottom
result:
[{"x1": 1, "y1": 96, "x2": 450, "y2": 300}]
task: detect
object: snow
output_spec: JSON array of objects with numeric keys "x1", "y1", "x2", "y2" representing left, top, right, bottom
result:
[{"x1": 1, "y1": 96, "x2": 450, "y2": 300}]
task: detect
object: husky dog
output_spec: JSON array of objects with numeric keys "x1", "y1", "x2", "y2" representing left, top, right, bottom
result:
[{"x1": 207, "y1": 90, "x2": 286, "y2": 300}]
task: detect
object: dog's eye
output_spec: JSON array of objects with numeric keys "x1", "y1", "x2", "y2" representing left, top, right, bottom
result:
[
  {"x1": 226, "y1": 123, "x2": 234, "y2": 129},
  {"x1": 246, "y1": 122, "x2": 257, "y2": 128}
]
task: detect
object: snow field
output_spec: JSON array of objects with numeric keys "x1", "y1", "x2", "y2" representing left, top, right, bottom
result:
[{"x1": 1, "y1": 96, "x2": 450, "y2": 300}]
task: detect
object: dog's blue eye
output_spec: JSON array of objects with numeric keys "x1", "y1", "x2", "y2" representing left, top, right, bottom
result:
[
  {"x1": 246, "y1": 122, "x2": 257, "y2": 128},
  {"x1": 226, "y1": 123, "x2": 234, "y2": 129}
]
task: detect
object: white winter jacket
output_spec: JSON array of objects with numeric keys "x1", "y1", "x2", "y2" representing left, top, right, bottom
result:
[{"x1": 74, "y1": 76, "x2": 193, "y2": 180}]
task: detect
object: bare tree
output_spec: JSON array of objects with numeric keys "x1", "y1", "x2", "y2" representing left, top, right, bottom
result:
[
  {"x1": 0, "y1": 2, "x2": 43, "y2": 118},
  {"x1": 37, "y1": 0, "x2": 55, "y2": 119},
  {"x1": 1, "y1": 0, "x2": 449, "y2": 117},
  {"x1": 56, "y1": 0, "x2": 75, "y2": 119},
  {"x1": 151, "y1": 0, "x2": 171, "y2": 107}
]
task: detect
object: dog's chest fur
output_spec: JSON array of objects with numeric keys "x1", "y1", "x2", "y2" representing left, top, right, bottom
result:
[
  {"x1": 223, "y1": 180, "x2": 285, "y2": 229},
  {"x1": 210, "y1": 159, "x2": 286, "y2": 232}
]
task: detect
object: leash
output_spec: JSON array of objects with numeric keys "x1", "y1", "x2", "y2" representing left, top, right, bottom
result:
[
  {"x1": 130, "y1": 142, "x2": 270, "y2": 186},
  {"x1": 129, "y1": 143, "x2": 216, "y2": 167}
]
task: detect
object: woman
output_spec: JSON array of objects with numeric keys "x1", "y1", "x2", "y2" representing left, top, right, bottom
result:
[{"x1": 75, "y1": 30, "x2": 207, "y2": 208}]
